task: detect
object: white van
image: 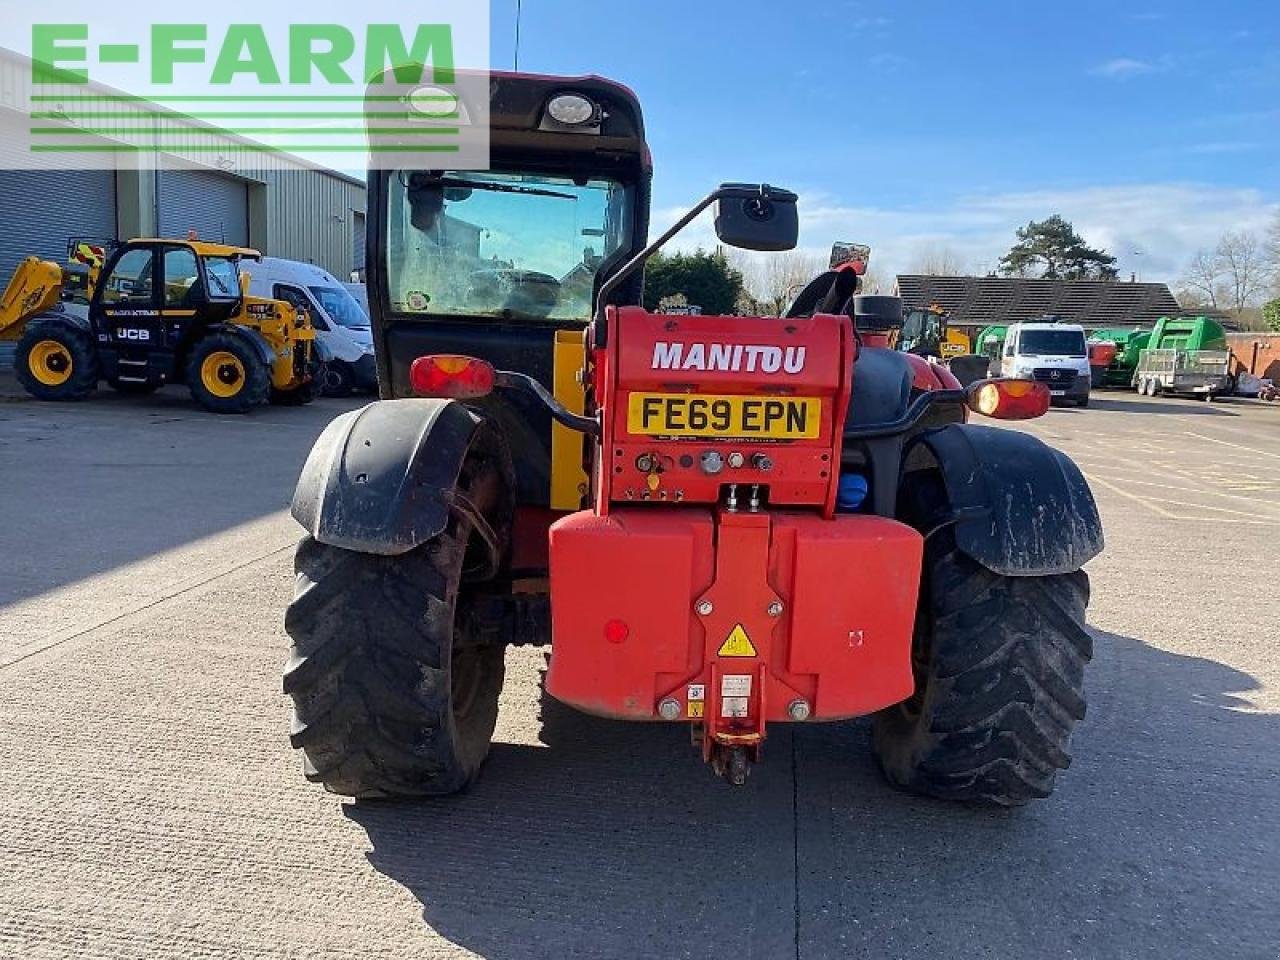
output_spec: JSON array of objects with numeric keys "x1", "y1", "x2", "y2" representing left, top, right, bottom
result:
[
  {"x1": 996, "y1": 321, "x2": 1091, "y2": 407},
  {"x1": 342, "y1": 282, "x2": 369, "y2": 316},
  {"x1": 243, "y1": 258, "x2": 377, "y2": 396}
]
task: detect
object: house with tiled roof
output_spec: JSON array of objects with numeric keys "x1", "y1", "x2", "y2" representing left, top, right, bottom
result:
[{"x1": 895, "y1": 275, "x2": 1181, "y2": 335}]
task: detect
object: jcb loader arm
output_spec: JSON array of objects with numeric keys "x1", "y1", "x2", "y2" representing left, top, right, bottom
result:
[{"x1": 0, "y1": 257, "x2": 64, "y2": 341}]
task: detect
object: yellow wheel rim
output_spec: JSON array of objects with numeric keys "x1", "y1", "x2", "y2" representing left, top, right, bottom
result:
[
  {"x1": 29, "y1": 340, "x2": 74, "y2": 387},
  {"x1": 200, "y1": 351, "x2": 247, "y2": 399}
]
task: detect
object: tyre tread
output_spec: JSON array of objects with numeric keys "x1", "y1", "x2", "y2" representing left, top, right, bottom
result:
[
  {"x1": 873, "y1": 544, "x2": 1093, "y2": 806},
  {"x1": 283, "y1": 530, "x2": 502, "y2": 799}
]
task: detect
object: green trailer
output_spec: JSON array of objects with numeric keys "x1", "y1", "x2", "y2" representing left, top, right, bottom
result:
[
  {"x1": 976, "y1": 325, "x2": 1008, "y2": 363},
  {"x1": 1088, "y1": 328, "x2": 1152, "y2": 388},
  {"x1": 1134, "y1": 317, "x2": 1233, "y2": 399}
]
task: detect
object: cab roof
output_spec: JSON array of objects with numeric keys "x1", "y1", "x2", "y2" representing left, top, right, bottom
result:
[{"x1": 129, "y1": 239, "x2": 262, "y2": 261}]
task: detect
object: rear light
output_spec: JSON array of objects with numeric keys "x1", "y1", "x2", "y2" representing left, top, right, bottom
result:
[
  {"x1": 604, "y1": 620, "x2": 629, "y2": 644},
  {"x1": 409, "y1": 355, "x2": 496, "y2": 399},
  {"x1": 967, "y1": 379, "x2": 1051, "y2": 420}
]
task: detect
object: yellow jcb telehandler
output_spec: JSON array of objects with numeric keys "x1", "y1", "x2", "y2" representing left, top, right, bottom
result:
[{"x1": 0, "y1": 237, "x2": 321, "y2": 414}]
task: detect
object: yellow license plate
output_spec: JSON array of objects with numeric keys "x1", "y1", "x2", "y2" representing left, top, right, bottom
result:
[{"x1": 627, "y1": 393, "x2": 822, "y2": 439}]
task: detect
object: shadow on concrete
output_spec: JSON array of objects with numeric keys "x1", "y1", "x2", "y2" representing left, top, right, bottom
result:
[
  {"x1": 1085, "y1": 395, "x2": 1240, "y2": 416},
  {"x1": 347, "y1": 632, "x2": 1279, "y2": 960},
  {"x1": 0, "y1": 372, "x2": 365, "y2": 607}
]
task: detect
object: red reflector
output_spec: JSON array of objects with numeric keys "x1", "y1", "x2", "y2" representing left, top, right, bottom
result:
[
  {"x1": 968, "y1": 379, "x2": 1052, "y2": 421},
  {"x1": 409, "y1": 355, "x2": 496, "y2": 399},
  {"x1": 604, "y1": 620, "x2": 629, "y2": 644}
]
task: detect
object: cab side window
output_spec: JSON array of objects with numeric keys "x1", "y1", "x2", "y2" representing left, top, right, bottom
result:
[
  {"x1": 163, "y1": 248, "x2": 201, "y2": 307},
  {"x1": 1004, "y1": 332, "x2": 1017, "y2": 358},
  {"x1": 101, "y1": 249, "x2": 156, "y2": 306},
  {"x1": 274, "y1": 284, "x2": 327, "y2": 331}
]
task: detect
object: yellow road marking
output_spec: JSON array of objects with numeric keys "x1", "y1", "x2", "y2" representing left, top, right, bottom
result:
[
  {"x1": 1185, "y1": 432, "x2": 1280, "y2": 462},
  {"x1": 1087, "y1": 474, "x2": 1181, "y2": 519},
  {"x1": 1088, "y1": 474, "x2": 1280, "y2": 526}
]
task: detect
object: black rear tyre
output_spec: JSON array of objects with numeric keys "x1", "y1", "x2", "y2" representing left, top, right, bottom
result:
[
  {"x1": 283, "y1": 451, "x2": 509, "y2": 798},
  {"x1": 15, "y1": 321, "x2": 98, "y2": 401},
  {"x1": 186, "y1": 333, "x2": 270, "y2": 414},
  {"x1": 320, "y1": 361, "x2": 355, "y2": 398},
  {"x1": 872, "y1": 534, "x2": 1093, "y2": 807}
]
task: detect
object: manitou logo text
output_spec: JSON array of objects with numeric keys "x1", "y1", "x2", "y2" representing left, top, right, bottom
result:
[{"x1": 651, "y1": 342, "x2": 807, "y2": 375}]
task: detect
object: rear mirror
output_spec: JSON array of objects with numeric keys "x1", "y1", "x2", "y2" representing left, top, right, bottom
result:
[
  {"x1": 830, "y1": 242, "x2": 871, "y2": 275},
  {"x1": 713, "y1": 184, "x2": 799, "y2": 252},
  {"x1": 407, "y1": 175, "x2": 446, "y2": 232}
]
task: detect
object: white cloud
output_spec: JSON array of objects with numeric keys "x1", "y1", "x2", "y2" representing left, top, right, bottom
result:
[
  {"x1": 1091, "y1": 58, "x2": 1156, "y2": 78},
  {"x1": 659, "y1": 183, "x2": 1279, "y2": 286}
]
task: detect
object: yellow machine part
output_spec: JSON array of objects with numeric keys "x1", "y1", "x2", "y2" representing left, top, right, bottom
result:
[
  {"x1": 551, "y1": 330, "x2": 590, "y2": 510},
  {"x1": 0, "y1": 257, "x2": 63, "y2": 341},
  {"x1": 235, "y1": 295, "x2": 316, "y2": 390},
  {"x1": 941, "y1": 329, "x2": 971, "y2": 357}
]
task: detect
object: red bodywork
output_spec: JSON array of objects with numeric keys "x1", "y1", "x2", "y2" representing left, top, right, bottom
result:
[{"x1": 546, "y1": 307, "x2": 925, "y2": 762}]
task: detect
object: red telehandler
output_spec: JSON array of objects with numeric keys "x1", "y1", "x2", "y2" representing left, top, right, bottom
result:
[{"x1": 283, "y1": 73, "x2": 1102, "y2": 805}]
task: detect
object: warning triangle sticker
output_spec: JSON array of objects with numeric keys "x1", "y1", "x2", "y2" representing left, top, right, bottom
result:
[{"x1": 718, "y1": 624, "x2": 758, "y2": 658}]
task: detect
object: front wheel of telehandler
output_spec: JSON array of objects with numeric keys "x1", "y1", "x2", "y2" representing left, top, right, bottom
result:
[
  {"x1": 186, "y1": 334, "x2": 270, "y2": 414},
  {"x1": 15, "y1": 321, "x2": 99, "y2": 401},
  {"x1": 872, "y1": 532, "x2": 1093, "y2": 807},
  {"x1": 283, "y1": 455, "x2": 509, "y2": 798}
]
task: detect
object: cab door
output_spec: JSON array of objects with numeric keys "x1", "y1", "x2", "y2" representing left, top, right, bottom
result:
[{"x1": 91, "y1": 244, "x2": 165, "y2": 383}]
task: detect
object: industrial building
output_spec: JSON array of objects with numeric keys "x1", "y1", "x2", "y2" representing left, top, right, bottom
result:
[{"x1": 0, "y1": 49, "x2": 367, "y2": 283}]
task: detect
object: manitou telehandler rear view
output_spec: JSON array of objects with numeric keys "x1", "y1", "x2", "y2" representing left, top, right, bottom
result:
[{"x1": 284, "y1": 73, "x2": 1103, "y2": 805}]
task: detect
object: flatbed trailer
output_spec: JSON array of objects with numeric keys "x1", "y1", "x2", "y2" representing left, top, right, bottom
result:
[{"x1": 1135, "y1": 348, "x2": 1232, "y2": 399}]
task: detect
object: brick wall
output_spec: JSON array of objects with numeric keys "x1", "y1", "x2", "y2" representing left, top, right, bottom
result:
[{"x1": 1227, "y1": 333, "x2": 1280, "y2": 382}]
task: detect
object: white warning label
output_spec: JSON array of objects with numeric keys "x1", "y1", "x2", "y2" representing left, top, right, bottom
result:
[{"x1": 721, "y1": 675, "x2": 753, "y2": 698}]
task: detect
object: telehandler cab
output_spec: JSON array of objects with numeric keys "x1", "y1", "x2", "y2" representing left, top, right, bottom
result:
[
  {"x1": 284, "y1": 73, "x2": 1103, "y2": 804},
  {"x1": 0, "y1": 238, "x2": 319, "y2": 413}
]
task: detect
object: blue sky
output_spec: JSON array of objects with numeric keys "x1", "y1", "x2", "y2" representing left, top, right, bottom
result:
[{"x1": 491, "y1": 0, "x2": 1279, "y2": 285}]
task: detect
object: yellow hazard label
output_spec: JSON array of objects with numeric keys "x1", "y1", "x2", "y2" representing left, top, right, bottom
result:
[
  {"x1": 718, "y1": 624, "x2": 758, "y2": 658},
  {"x1": 688, "y1": 702, "x2": 705, "y2": 719}
]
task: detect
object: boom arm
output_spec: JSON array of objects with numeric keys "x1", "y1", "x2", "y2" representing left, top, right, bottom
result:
[{"x1": 0, "y1": 258, "x2": 64, "y2": 340}]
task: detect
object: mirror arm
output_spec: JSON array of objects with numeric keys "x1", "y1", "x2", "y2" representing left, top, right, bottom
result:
[
  {"x1": 592, "y1": 188, "x2": 727, "y2": 346},
  {"x1": 494, "y1": 370, "x2": 602, "y2": 437}
]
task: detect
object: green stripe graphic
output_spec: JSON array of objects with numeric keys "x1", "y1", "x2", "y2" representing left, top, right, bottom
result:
[
  {"x1": 31, "y1": 127, "x2": 460, "y2": 136},
  {"x1": 30, "y1": 144, "x2": 460, "y2": 153},
  {"x1": 30, "y1": 95, "x2": 455, "y2": 103}
]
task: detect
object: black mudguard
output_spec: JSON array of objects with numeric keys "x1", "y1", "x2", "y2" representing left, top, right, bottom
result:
[
  {"x1": 292, "y1": 398, "x2": 495, "y2": 556},
  {"x1": 910, "y1": 424, "x2": 1103, "y2": 576},
  {"x1": 217, "y1": 324, "x2": 276, "y2": 366},
  {"x1": 28, "y1": 308, "x2": 91, "y2": 334}
]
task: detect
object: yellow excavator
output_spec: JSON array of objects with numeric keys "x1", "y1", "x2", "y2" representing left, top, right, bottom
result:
[{"x1": 0, "y1": 237, "x2": 320, "y2": 413}]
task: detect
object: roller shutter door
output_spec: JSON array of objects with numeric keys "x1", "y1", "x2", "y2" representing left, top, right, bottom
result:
[
  {"x1": 158, "y1": 166, "x2": 249, "y2": 246},
  {"x1": 352, "y1": 211, "x2": 367, "y2": 278},
  {"x1": 0, "y1": 112, "x2": 118, "y2": 368},
  {"x1": 0, "y1": 115, "x2": 118, "y2": 285}
]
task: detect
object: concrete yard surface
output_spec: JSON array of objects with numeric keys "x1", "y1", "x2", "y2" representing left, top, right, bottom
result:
[{"x1": 1, "y1": 381, "x2": 1277, "y2": 959}]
